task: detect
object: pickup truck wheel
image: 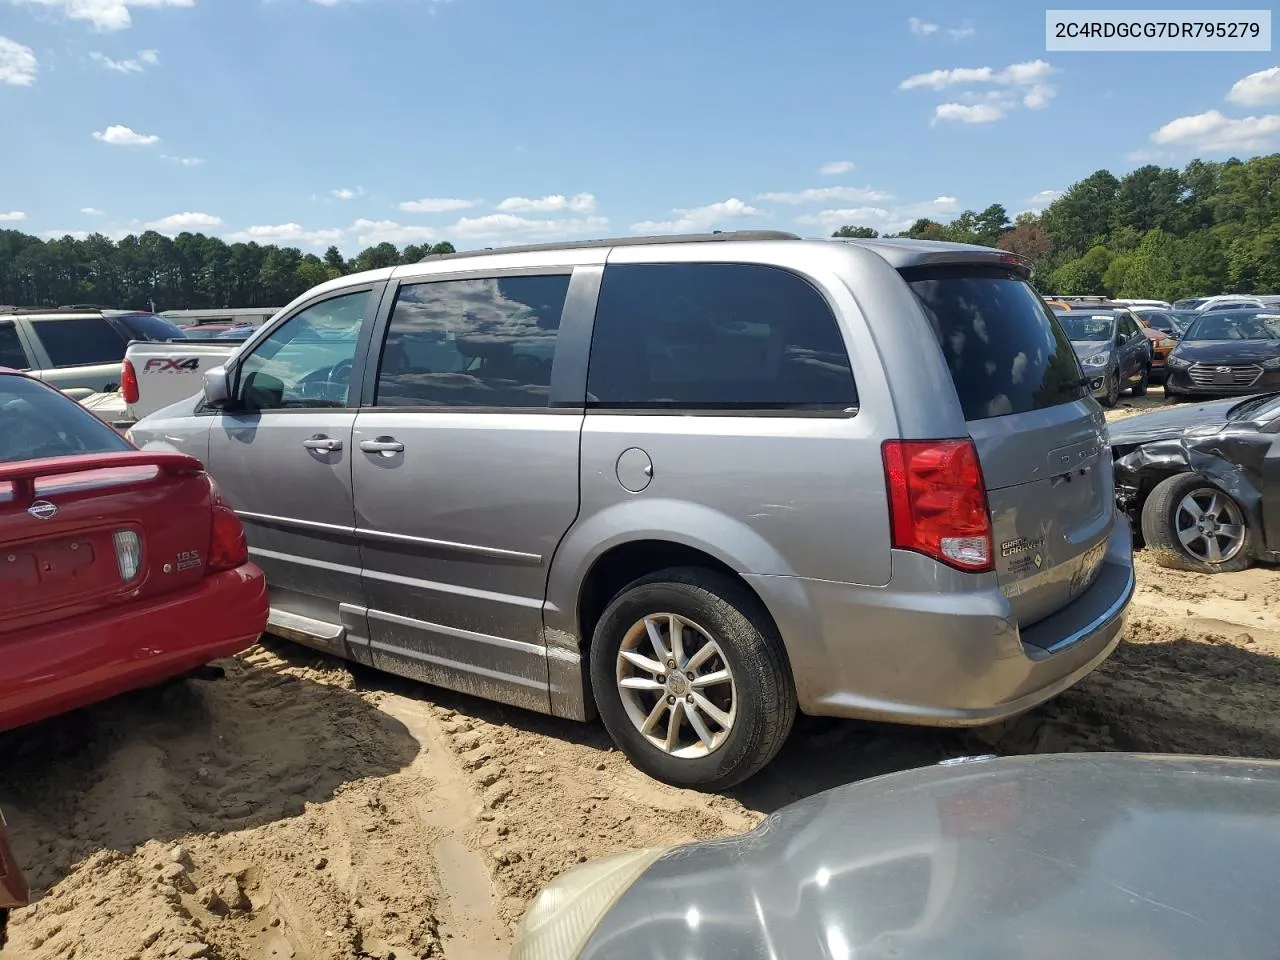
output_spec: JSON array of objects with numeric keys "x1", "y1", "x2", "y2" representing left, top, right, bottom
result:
[
  {"x1": 1141, "y1": 474, "x2": 1252, "y2": 574},
  {"x1": 590, "y1": 567, "x2": 795, "y2": 792},
  {"x1": 1131, "y1": 364, "x2": 1149, "y2": 397}
]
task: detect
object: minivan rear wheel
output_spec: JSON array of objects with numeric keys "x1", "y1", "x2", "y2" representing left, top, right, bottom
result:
[
  {"x1": 1141, "y1": 473, "x2": 1252, "y2": 574},
  {"x1": 589, "y1": 567, "x2": 796, "y2": 791}
]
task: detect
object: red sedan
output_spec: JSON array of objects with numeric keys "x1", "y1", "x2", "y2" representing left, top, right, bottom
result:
[{"x1": 0, "y1": 368, "x2": 268, "y2": 731}]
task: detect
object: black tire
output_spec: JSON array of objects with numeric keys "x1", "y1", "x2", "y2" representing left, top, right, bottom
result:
[
  {"x1": 1131, "y1": 364, "x2": 1149, "y2": 397},
  {"x1": 589, "y1": 567, "x2": 796, "y2": 791},
  {"x1": 1099, "y1": 370, "x2": 1120, "y2": 408},
  {"x1": 1140, "y1": 473, "x2": 1253, "y2": 574}
]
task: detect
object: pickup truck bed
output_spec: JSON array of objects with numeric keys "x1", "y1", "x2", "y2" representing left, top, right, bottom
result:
[{"x1": 122, "y1": 338, "x2": 244, "y2": 424}]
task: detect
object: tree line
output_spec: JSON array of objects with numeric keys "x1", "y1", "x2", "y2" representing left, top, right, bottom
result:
[
  {"x1": 833, "y1": 152, "x2": 1280, "y2": 300},
  {"x1": 0, "y1": 232, "x2": 455, "y2": 311},
  {"x1": 4, "y1": 152, "x2": 1278, "y2": 310}
]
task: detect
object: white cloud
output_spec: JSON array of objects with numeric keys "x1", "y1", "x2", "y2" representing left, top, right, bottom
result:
[
  {"x1": 756, "y1": 185, "x2": 892, "y2": 205},
  {"x1": 933, "y1": 102, "x2": 1006, "y2": 124},
  {"x1": 798, "y1": 195, "x2": 961, "y2": 235},
  {"x1": 42, "y1": 229, "x2": 90, "y2": 239},
  {"x1": 631, "y1": 197, "x2": 760, "y2": 234},
  {"x1": 0, "y1": 210, "x2": 27, "y2": 222},
  {"x1": 351, "y1": 218, "x2": 439, "y2": 246},
  {"x1": 949, "y1": 25, "x2": 975, "y2": 39},
  {"x1": 224, "y1": 222, "x2": 343, "y2": 246},
  {"x1": 11, "y1": 0, "x2": 194, "y2": 31},
  {"x1": 1028, "y1": 189, "x2": 1061, "y2": 204},
  {"x1": 1226, "y1": 67, "x2": 1280, "y2": 107},
  {"x1": 495, "y1": 192, "x2": 597, "y2": 214},
  {"x1": 448, "y1": 213, "x2": 609, "y2": 240},
  {"x1": 908, "y1": 16, "x2": 938, "y2": 36},
  {"x1": 396, "y1": 196, "x2": 479, "y2": 213},
  {"x1": 93, "y1": 123, "x2": 159, "y2": 146},
  {"x1": 144, "y1": 211, "x2": 221, "y2": 232},
  {"x1": 80, "y1": 206, "x2": 104, "y2": 214},
  {"x1": 905, "y1": 60, "x2": 1056, "y2": 123},
  {"x1": 0, "y1": 36, "x2": 37, "y2": 86},
  {"x1": 331, "y1": 186, "x2": 363, "y2": 200},
  {"x1": 1149, "y1": 109, "x2": 1280, "y2": 152},
  {"x1": 818, "y1": 160, "x2": 855, "y2": 176},
  {"x1": 161, "y1": 154, "x2": 203, "y2": 165},
  {"x1": 901, "y1": 59, "x2": 1053, "y2": 91},
  {"x1": 89, "y1": 48, "x2": 158, "y2": 72}
]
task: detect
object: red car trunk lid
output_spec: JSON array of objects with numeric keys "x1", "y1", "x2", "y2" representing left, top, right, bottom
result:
[{"x1": 0, "y1": 452, "x2": 213, "y2": 635}]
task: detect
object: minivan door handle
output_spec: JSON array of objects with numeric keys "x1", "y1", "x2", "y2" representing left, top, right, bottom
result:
[
  {"x1": 302, "y1": 437, "x2": 343, "y2": 452},
  {"x1": 359, "y1": 438, "x2": 404, "y2": 455}
]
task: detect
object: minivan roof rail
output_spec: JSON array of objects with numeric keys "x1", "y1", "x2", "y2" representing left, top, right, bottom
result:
[{"x1": 417, "y1": 230, "x2": 802, "y2": 262}]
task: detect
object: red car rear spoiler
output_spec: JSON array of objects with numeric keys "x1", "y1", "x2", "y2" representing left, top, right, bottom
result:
[{"x1": 0, "y1": 452, "x2": 205, "y2": 506}]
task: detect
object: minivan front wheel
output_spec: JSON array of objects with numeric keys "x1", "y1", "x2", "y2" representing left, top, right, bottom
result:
[{"x1": 590, "y1": 568, "x2": 795, "y2": 791}]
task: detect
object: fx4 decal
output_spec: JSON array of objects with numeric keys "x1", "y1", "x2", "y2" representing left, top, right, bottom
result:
[{"x1": 143, "y1": 357, "x2": 201, "y2": 373}]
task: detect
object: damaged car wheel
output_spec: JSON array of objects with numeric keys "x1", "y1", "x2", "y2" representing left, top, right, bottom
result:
[{"x1": 1141, "y1": 473, "x2": 1253, "y2": 574}]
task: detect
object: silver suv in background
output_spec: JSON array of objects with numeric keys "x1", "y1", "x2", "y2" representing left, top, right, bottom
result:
[{"x1": 129, "y1": 231, "x2": 1134, "y2": 790}]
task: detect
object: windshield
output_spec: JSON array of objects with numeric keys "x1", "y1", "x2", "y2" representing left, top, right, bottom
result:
[
  {"x1": 1183, "y1": 311, "x2": 1280, "y2": 341},
  {"x1": 1173, "y1": 298, "x2": 1209, "y2": 310},
  {"x1": 114, "y1": 313, "x2": 186, "y2": 342},
  {"x1": 1135, "y1": 311, "x2": 1179, "y2": 334},
  {"x1": 1055, "y1": 314, "x2": 1115, "y2": 342},
  {"x1": 1228, "y1": 392, "x2": 1280, "y2": 421},
  {"x1": 0, "y1": 374, "x2": 132, "y2": 464},
  {"x1": 904, "y1": 267, "x2": 1087, "y2": 421}
]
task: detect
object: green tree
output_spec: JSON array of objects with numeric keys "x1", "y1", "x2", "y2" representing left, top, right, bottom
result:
[
  {"x1": 831, "y1": 225, "x2": 879, "y2": 238},
  {"x1": 1041, "y1": 169, "x2": 1120, "y2": 257},
  {"x1": 1048, "y1": 244, "x2": 1115, "y2": 295}
]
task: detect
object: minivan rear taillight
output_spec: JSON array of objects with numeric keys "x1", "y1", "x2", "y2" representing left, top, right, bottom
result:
[
  {"x1": 206, "y1": 483, "x2": 248, "y2": 574},
  {"x1": 121, "y1": 358, "x2": 139, "y2": 405},
  {"x1": 882, "y1": 439, "x2": 993, "y2": 573}
]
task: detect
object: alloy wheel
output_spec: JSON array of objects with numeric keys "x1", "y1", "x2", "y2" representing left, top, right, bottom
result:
[
  {"x1": 1175, "y1": 488, "x2": 1246, "y2": 564},
  {"x1": 615, "y1": 613, "x2": 737, "y2": 759}
]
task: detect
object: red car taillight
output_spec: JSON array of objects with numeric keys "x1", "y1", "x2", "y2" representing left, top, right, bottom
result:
[
  {"x1": 206, "y1": 483, "x2": 248, "y2": 574},
  {"x1": 121, "y1": 358, "x2": 139, "y2": 405},
  {"x1": 882, "y1": 439, "x2": 993, "y2": 573}
]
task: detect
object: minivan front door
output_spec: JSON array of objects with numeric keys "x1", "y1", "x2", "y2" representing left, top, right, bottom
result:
[
  {"x1": 205, "y1": 286, "x2": 381, "y2": 659},
  {"x1": 351, "y1": 271, "x2": 584, "y2": 714}
]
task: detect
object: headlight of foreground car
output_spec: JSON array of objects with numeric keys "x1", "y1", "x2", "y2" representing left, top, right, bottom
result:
[
  {"x1": 1158, "y1": 337, "x2": 1176, "y2": 349},
  {"x1": 511, "y1": 847, "x2": 667, "y2": 960},
  {"x1": 1262, "y1": 356, "x2": 1280, "y2": 369},
  {"x1": 1082, "y1": 353, "x2": 1108, "y2": 367},
  {"x1": 1167, "y1": 354, "x2": 1192, "y2": 368}
]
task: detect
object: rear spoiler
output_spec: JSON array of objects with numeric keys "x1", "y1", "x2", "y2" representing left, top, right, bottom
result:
[
  {"x1": 0, "y1": 451, "x2": 204, "y2": 505},
  {"x1": 901, "y1": 250, "x2": 1034, "y2": 281}
]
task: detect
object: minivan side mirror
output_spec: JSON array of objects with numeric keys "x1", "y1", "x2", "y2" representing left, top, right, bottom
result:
[
  {"x1": 1115, "y1": 331, "x2": 1126, "y2": 346},
  {"x1": 203, "y1": 365, "x2": 231, "y2": 407}
]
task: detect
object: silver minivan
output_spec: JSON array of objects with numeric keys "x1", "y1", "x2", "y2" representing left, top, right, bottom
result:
[{"x1": 128, "y1": 231, "x2": 1134, "y2": 790}]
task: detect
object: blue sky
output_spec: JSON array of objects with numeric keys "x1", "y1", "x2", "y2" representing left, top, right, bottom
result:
[{"x1": 1, "y1": 0, "x2": 1278, "y2": 253}]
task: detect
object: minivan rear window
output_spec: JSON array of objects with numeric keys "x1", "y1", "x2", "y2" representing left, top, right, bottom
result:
[{"x1": 903, "y1": 267, "x2": 1088, "y2": 421}]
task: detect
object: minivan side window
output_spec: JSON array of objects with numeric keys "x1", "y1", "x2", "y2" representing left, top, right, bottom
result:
[
  {"x1": 235, "y1": 291, "x2": 369, "y2": 410},
  {"x1": 0, "y1": 321, "x2": 29, "y2": 369},
  {"x1": 586, "y1": 263, "x2": 857, "y2": 410},
  {"x1": 30, "y1": 317, "x2": 127, "y2": 367},
  {"x1": 374, "y1": 274, "x2": 570, "y2": 408}
]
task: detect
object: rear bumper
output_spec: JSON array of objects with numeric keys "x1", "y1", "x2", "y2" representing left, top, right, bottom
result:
[
  {"x1": 749, "y1": 516, "x2": 1134, "y2": 726},
  {"x1": 0, "y1": 564, "x2": 267, "y2": 732}
]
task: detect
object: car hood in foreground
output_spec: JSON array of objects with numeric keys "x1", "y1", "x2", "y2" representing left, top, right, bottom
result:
[
  {"x1": 574, "y1": 754, "x2": 1280, "y2": 960},
  {"x1": 1171, "y1": 340, "x2": 1280, "y2": 365},
  {"x1": 1106, "y1": 396, "x2": 1242, "y2": 445}
]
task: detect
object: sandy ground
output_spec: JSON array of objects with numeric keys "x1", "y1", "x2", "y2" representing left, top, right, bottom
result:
[{"x1": 4, "y1": 385, "x2": 1279, "y2": 960}]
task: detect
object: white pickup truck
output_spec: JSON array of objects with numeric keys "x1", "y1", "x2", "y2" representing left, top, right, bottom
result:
[{"x1": 119, "y1": 336, "x2": 249, "y2": 424}]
